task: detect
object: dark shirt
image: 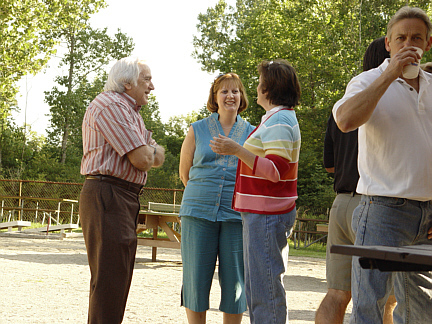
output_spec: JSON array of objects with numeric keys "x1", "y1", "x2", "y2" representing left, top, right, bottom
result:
[{"x1": 323, "y1": 113, "x2": 359, "y2": 193}]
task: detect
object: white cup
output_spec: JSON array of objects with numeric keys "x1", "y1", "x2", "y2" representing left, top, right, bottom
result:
[{"x1": 402, "y1": 47, "x2": 423, "y2": 79}]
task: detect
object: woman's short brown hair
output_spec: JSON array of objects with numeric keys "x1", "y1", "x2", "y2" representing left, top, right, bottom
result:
[
  {"x1": 258, "y1": 59, "x2": 301, "y2": 108},
  {"x1": 207, "y1": 73, "x2": 249, "y2": 113}
]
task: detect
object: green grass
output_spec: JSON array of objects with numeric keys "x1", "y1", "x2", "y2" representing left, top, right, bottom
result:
[
  {"x1": 288, "y1": 240, "x2": 326, "y2": 259},
  {"x1": 137, "y1": 230, "x2": 168, "y2": 239}
]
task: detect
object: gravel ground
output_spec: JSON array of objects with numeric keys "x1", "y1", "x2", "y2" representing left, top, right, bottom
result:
[{"x1": 0, "y1": 233, "x2": 351, "y2": 323}]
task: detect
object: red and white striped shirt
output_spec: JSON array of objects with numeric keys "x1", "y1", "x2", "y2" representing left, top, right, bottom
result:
[{"x1": 80, "y1": 91, "x2": 155, "y2": 185}]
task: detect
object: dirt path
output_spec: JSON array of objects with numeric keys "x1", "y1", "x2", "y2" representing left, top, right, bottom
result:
[{"x1": 0, "y1": 234, "x2": 351, "y2": 323}]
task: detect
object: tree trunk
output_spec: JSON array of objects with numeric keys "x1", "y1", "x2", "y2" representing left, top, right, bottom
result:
[
  {"x1": 60, "y1": 119, "x2": 69, "y2": 164},
  {"x1": 60, "y1": 31, "x2": 75, "y2": 164},
  {"x1": 0, "y1": 117, "x2": 4, "y2": 168}
]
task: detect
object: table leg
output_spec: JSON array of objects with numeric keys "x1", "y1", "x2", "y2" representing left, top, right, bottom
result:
[{"x1": 152, "y1": 227, "x2": 158, "y2": 262}]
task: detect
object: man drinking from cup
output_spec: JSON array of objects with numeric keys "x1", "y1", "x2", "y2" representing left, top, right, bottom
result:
[{"x1": 333, "y1": 6, "x2": 432, "y2": 324}]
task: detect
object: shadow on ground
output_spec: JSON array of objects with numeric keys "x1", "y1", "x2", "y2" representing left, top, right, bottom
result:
[{"x1": 284, "y1": 275, "x2": 326, "y2": 293}]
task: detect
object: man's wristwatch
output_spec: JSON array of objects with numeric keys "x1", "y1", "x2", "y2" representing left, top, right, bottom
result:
[{"x1": 149, "y1": 144, "x2": 157, "y2": 156}]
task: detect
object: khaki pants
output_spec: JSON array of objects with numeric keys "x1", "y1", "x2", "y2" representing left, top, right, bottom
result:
[{"x1": 326, "y1": 193, "x2": 360, "y2": 291}]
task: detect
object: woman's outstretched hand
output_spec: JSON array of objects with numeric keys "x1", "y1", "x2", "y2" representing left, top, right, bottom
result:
[{"x1": 209, "y1": 134, "x2": 241, "y2": 155}]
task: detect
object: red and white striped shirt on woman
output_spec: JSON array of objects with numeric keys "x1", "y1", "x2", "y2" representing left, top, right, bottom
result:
[{"x1": 80, "y1": 91, "x2": 155, "y2": 185}]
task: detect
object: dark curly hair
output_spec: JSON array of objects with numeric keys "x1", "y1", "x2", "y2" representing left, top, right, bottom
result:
[{"x1": 257, "y1": 59, "x2": 301, "y2": 108}]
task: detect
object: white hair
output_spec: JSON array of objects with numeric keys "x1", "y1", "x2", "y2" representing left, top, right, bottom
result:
[{"x1": 104, "y1": 57, "x2": 147, "y2": 93}]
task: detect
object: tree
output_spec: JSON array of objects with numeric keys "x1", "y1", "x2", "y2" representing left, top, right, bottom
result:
[
  {"x1": 0, "y1": 0, "x2": 107, "y2": 168},
  {"x1": 0, "y1": 118, "x2": 45, "y2": 179},
  {"x1": 140, "y1": 96, "x2": 186, "y2": 189},
  {"x1": 45, "y1": 27, "x2": 134, "y2": 164}
]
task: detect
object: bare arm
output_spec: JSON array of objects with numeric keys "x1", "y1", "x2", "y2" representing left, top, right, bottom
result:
[
  {"x1": 127, "y1": 145, "x2": 155, "y2": 172},
  {"x1": 325, "y1": 167, "x2": 335, "y2": 173},
  {"x1": 127, "y1": 144, "x2": 165, "y2": 171},
  {"x1": 209, "y1": 134, "x2": 256, "y2": 169},
  {"x1": 152, "y1": 144, "x2": 165, "y2": 168},
  {"x1": 336, "y1": 46, "x2": 421, "y2": 132},
  {"x1": 335, "y1": 74, "x2": 394, "y2": 132},
  {"x1": 179, "y1": 126, "x2": 195, "y2": 187}
]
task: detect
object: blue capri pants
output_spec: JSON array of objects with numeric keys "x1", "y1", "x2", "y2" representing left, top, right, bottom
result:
[{"x1": 181, "y1": 216, "x2": 247, "y2": 314}]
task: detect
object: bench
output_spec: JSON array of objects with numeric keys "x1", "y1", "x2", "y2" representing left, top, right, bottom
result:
[
  {"x1": 2, "y1": 206, "x2": 58, "y2": 222},
  {"x1": 24, "y1": 224, "x2": 79, "y2": 234},
  {"x1": 0, "y1": 196, "x2": 79, "y2": 229},
  {"x1": 148, "y1": 202, "x2": 181, "y2": 214},
  {"x1": 316, "y1": 224, "x2": 329, "y2": 233},
  {"x1": 0, "y1": 221, "x2": 32, "y2": 232},
  {"x1": 292, "y1": 218, "x2": 329, "y2": 249},
  {"x1": 136, "y1": 202, "x2": 181, "y2": 261}
]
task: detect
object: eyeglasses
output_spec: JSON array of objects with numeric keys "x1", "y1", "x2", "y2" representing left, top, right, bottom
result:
[
  {"x1": 214, "y1": 73, "x2": 226, "y2": 81},
  {"x1": 268, "y1": 60, "x2": 281, "y2": 67},
  {"x1": 214, "y1": 72, "x2": 239, "y2": 82}
]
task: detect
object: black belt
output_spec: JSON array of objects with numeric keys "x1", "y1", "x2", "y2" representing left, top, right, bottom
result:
[{"x1": 86, "y1": 174, "x2": 144, "y2": 195}]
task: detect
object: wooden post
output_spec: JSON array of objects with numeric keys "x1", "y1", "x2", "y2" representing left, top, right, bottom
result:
[{"x1": 18, "y1": 181, "x2": 23, "y2": 220}]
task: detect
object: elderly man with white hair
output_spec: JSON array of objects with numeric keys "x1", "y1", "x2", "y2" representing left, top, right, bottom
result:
[{"x1": 79, "y1": 57, "x2": 165, "y2": 323}]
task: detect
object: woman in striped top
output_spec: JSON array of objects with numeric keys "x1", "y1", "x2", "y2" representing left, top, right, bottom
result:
[{"x1": 210, "y1": 59, "x2": 301, "y2": 324}]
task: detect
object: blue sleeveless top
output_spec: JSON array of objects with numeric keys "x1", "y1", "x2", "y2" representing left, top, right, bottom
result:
[{"x1": 179, "y1": 113, "x2": 255, "y2": 222}]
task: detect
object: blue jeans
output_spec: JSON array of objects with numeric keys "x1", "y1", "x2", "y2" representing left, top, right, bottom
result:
[
  {"x1": 241, "y1": 209, "x2": 296, "y2": 324},
  {"x1": 350, "y1": 195, "x2": 432, "y2": 324}
]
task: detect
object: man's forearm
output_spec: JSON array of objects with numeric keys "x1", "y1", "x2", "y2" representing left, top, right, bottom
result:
[
  {"x1": 152, "y1": 145, "x2": 165, "y2": 168},
  {"x1": 336, "y1": 72, "x2": 394, "y2": 132}
]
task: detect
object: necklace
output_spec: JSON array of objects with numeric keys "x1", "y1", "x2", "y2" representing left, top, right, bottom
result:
[{"x1": 220, "y1": 124, "x2": 233, "y2": 135}]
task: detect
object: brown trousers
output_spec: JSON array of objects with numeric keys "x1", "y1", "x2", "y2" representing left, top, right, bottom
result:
[{"x1": 79, "y1": 179, "x2": 140, "y2": 324}]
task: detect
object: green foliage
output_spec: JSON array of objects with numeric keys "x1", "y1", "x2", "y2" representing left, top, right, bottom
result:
[
  {"x1": 0, "y1": 0, "x2": 107, "y2": 175},
  {"x1": 164, "y1": 115, "x2": 190, "y2": 157},
  {"x1": 140, "y1": 96, "x2": 186, "y2": 189},
  {"x1": 45, "y1": 26, "x2": 134, "y2": 164},
  {"x1": 139, "y1": 96, "x2": 166, "y2": 146},
  {"x1": 295, "y1": 106, "x2": 335, "y2": 209},
  {"x1": 0, "y1": 0, "x2": 107, "y2": 147},
  {"x1": 45, "y1": 73, "x2": 108, "y2": 163},
  {"x1": 25, "y1": 150, "x2": 83, "y2": 182},
  {"x1": 0, "y1": 118, "x2": 45, "y2": 179}
]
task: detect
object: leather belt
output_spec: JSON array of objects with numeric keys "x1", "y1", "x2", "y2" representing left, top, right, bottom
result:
[{"x1": 86, "y1": 174, "x2": 144, "y2": 195}]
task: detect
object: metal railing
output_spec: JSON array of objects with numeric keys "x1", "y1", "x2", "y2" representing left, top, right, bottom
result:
[
  {"x1": 1, "y1": 179, "x2": 329, "y2": 248},
  {"x1": 0, "y1": 179, "x2": 184, "y2": 225}
]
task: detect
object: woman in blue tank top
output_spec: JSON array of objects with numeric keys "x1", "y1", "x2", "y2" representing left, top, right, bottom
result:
[{"x1": 179, "y1": 73, "x2": 254, "y2": 323}]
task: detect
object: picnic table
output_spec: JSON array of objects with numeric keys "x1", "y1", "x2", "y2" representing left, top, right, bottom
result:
[
  {"x1": 0, "y1": 195, "x2": 79, "y2": 233},
  {"x1": 292, "y1": 218, "x2": 329, "y2": 248},
  {"x1": 136, "y1": 202, "x2": 181, "y2": 261}
]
